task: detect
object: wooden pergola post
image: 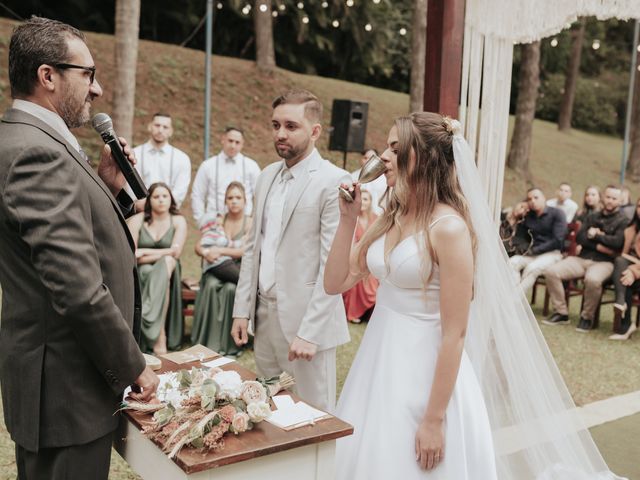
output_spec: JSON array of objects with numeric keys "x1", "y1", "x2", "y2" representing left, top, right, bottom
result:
[{"x1": 423, "y1": 0, "x2": 466, "y2": 118}]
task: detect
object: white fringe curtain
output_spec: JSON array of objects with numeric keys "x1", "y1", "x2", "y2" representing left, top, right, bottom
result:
[{"x1": 460, "y1": 0, "x2": 640, "y2": 220}]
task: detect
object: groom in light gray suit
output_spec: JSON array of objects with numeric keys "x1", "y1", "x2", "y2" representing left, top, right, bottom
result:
[{"x1": 232, "y1": 89, "x2": 350, "y2": 411}]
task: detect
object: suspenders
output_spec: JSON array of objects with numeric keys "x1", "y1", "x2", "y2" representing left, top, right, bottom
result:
[{"x1": 214, "y1": 154, "x2": 247, "y2": 212}]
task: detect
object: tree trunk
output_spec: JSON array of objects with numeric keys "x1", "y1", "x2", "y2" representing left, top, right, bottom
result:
[
  {"x1": 409, "y1": 0, "x2": 427, "y2": 113},
  {"x1": 558, "y1": 18, "x2": 585, "y2": 131},
  {"x1": 507, "y1": 41, "x2": 541, "y2": 178},
  {"x1": 254, "y1": 0, "x2": 275, "y2": 71},
  {"x1": 626, "y1": 49, "x2": 640, "y2": 181},
  {"x1": 113, "y1": 0, "x2": 141, "y2": 142}
]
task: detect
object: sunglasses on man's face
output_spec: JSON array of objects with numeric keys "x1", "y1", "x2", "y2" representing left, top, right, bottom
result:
[{"x1": 54, "y1": 63, "x2": 96, "y2": 84}]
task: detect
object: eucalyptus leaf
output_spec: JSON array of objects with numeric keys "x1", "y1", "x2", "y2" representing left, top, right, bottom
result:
[{"x1": 191, "y1": 437, "x2": 204, "y2": 449}]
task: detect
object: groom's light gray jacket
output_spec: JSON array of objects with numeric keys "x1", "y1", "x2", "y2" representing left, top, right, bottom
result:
[{"x1": 233, "y1": 149, "x2": 350, "y2": 351}]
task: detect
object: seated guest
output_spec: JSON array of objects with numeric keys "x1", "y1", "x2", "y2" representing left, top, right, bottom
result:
[
  {"x1": 509, "y1": 188, "x2": 567, "y2": 292},
  {"x1": 547, "y1": 182, "x2": 578, "y2": 223},
  {"x1": 343, "y1": 190, "x2": 379, "y2": 323},
  {"x1": 500, "y1": 200, "x2": 531, "y2": 257},
  {"x1": 574, "y1": 185, "x2": 601, "y2": 224},
  {"x1": 610, "y1": 198, "x2": 640, "y2": 339},
  {"x1": 191, "y1": 181, "x2": 252, "y2": 356},
  {"x1": 127, "y1": 182, "x2": 187, "y2": 354},
  {"x1": 543, "y1": 185, "x2": 627, "y2": 332},
  {"x1": 620, "y1": 186, "x2": 635, "y2": 221}
]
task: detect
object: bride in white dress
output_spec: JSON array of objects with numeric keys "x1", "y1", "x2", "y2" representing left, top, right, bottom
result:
[
  {"x1": 325, "y1": 113, "x2": 626, "y2": 479},
  {"x1": 325, "y1": 113, "x2": 496, "y2": 479}
]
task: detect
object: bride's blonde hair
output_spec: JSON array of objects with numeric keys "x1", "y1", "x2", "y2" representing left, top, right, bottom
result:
[{"x1": 353, "y1": 112, "x2": 476, "y2": 284}]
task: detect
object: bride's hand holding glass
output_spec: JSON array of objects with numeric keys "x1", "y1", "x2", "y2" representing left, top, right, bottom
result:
[{"x1": 338, "y1": 182, "x2": 362, "y2": 220}]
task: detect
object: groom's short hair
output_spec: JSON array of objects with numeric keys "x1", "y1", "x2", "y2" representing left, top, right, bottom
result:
[{"x1": 272, "y1": 89, "x2": 323, "y2": 123}]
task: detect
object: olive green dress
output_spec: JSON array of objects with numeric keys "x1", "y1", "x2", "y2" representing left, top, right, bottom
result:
[
  {"x1": 191, "y1": 218, "x2": 247, "y2": 356},
  {"x1": 138, "y1": 222, "x2": 183, "y2": 352}
]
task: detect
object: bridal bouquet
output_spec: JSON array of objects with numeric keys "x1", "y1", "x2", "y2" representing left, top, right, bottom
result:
[{"x1": 121, "y1": 367, "x2": 295, "y2": 458}]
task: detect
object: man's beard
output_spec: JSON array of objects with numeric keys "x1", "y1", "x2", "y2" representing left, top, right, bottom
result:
[
  {"x1": 59, "y1": 83, "x2": 91, "y2": 129},
  {"x1": 275, "y1": 138, "x2": 309, "y2": 161}
]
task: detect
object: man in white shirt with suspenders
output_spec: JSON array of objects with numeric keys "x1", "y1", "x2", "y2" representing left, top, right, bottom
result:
[
  {"x1": 191, "y1": 126, "x2": 261, "y2": 223},
  {"x1": 131, "y1": 112, "x2": 192, "y2": 209}
]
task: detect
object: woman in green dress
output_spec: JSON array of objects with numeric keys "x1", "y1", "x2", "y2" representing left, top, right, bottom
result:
[
  {"x1": 127, "y1": 182, "x2": 187, "y2": 354},
  {"x1": 192, "y1": 181, "x2": 252, "y2": 356}
]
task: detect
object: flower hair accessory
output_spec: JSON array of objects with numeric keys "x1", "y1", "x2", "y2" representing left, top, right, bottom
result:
[{"x1": 443, "y1": 116, "x2": 463, "y2": 137}]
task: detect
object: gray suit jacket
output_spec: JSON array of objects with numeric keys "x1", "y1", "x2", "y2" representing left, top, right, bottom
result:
[
  {"x1": 232, "y1": 150, "x2": 350, "y2": 350},
  {"x1": 0, "y1": 109, "x2": 146, "y2": 451}
]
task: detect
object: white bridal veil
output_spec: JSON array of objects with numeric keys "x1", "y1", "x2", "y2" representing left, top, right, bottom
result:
[{"x1": 450, "y1": 120, "x2": 627, "y2": 480}]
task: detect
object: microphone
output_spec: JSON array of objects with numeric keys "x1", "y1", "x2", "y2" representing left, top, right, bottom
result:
[{"x1": 92, "y1": 113, "x2": 148, "y2": 199}]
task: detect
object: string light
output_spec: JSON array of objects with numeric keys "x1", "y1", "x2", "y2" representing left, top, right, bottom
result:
[
  {"x1": 373, "y1": 0, "x2": 381, "y2": 3},
  {"x1": 297, "y1": 2, "x2": 304, "y2": 8},
  {"x1": 279, "y1": 4, "x2": 285, "y2": 10},
  {"x1": 272, "y1": 11, "x2": 278, "y2": 17},
  {"x1": 550, "y1": 38, "x2": 558, "y2": 47},
  {"x1": 259, "y1": 3, "x2": 268, "y2": 12},
  {"x1": 241, "y1": 5, "x2": 250, "y2": 14},
  {"x1": 332, "y1": 19, "x2": 340, "y2": 28},
  {"x1": 346, "y1": 0, "x2": 354, "y2": 6},
  {"x1": 592, "y1": 39, "x2": 601, "y2": 50},
  {"x1": 364, "y1": 23, "x2": 372, "y2": 32},
  {"x1": 636, "y1": 44, "x2": 640, "y2": 53},
  {"x1": 302, "y1": 16, "x2": 310, "y2": 24},
  {"x1": 399, "y1": 27, "x2": 407, "y2": 36},
  {"x1": 322, "y1": 1, "x2": 329, "y2": 7},
  {"x1": 216, "y1": 2, "x2": 223, "y2": 9}
]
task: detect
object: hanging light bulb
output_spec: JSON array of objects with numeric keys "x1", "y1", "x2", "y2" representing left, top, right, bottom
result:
[
  {"x1": 302, "y1": 16, "x2": 310, "y2": 24},
  {"x1": 373, "y1": 0, "x2": 381, "y2": 3},
  {"x1": 279, "y1": 4, "x2": 286, "y2": 10},
  {"x1": 272, "y1": 10, "x2": 278, "y2": 17},
  {"x1": 592, "y1": 39, "x2": 601, "y2": 50},
  {"x1": 399, "y1": 27, "x2": 407, "y2": 36},
  {"x1": 242, "y1": 5, "x2": 250, "y2": 14},
  {"x1": 636, "y1": 44, "x2": 640, "y2": 53},
  {"x1": 332, "y1": 19, "x2": 340, "y2": 28},
  {"x1": 322, "y1": 1, "x2": 329, "y2": 7},
  {"x1": 550, "y1": 38, "x2": 558, "y2": 47},
  {"x1": 259, "y1": 3, "x2": 268, "y2": 12},
  {"x1": 297, "y1": 1, "x2": 304, "y2": 8},
  {"x1": 364, "y1": 23, "x2": 372, "y2": 32},
  {"x1": 216, "y1": 2, "x2": 223, "y2": 9},
  {"x1": 346, "y1": 0, "x2": 354, "y2": 6}
]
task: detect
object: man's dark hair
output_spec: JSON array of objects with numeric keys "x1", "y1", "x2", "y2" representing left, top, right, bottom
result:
[
  {"x1": 362, "y1": 148, "x2": 378, "y2": 156},
  {"x1": 526, "y1": 187, "x2": 544, "y2": 195},
  {"x1": 605, "y1": 184, "x2": 622, "y2": 192},
  {"x1": 272, "y1": 89, "x2": 323, "y2": 122},
  {"x1": 224, "y1": 125, "x2": 244, "y2": 137},
  {"x1": 9, "y1": 16, "x2": 85, "y2": 98},
  {"x1": 152, "y1": 112, "x2": 172, "y2": 120}
]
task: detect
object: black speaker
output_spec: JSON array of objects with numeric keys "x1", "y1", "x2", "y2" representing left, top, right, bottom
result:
[{"x1": 328, "y1": 100, "x2": 369, "y2": 152}]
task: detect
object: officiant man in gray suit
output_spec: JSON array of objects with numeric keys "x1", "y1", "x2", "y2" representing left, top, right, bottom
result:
[
  {"x1": 232, "y1": 90, "x2": 350, "y2": 412},
  {"x1": 0, "y1": 17, "x2": 158, "y2": 479}
]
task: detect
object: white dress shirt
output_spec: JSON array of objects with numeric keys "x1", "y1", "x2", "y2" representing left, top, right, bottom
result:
[
  {"x1": 132, "y1": 141, "x2": 191, "y2": 207},
  {"x1": 191, "y1": 151, "x2": 261, "y2": 221},
  {"x1": 12, "y1": 99, "x2": 82, "y2": 154},
  {"x1": 258, "y1": 151, "x2": 315, "y2": 296},
  {"x1": 351, "y1": 167, "x2": 388, "y2": 215},
  {"x1": 546, "y1": 198, "x2": 578, "y2": 223}
]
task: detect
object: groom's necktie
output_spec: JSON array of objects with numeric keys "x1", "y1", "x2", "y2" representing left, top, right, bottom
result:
[{"x1": 259, "y1": 168, "x2": 294, "y2": 295}]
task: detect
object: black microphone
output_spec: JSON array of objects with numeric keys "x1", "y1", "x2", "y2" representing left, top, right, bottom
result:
[{"x1": 92, "y1": 113, "x2": 148, "y2": 199}]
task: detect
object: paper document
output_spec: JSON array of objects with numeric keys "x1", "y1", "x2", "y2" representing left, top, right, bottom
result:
[
  {"x1": 266, "y1": 394, "x2": 331, "y2": 430},
  {"x1": 202, "y1": 357, "x2": 235, "y2": 368}
]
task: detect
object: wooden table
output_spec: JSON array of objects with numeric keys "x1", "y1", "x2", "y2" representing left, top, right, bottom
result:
[{"x1": 114, "y1": 358, "x2": 353, "y2": 479}]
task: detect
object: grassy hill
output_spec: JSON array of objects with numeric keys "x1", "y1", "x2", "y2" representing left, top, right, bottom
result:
[{"x1": 0, "y1": 17, "x2": 635, "y2": 276}]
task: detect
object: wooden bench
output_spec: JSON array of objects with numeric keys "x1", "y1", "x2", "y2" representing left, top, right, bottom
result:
[{"x1": 181, "y1": 278, "x2": 199, "y2": 317}]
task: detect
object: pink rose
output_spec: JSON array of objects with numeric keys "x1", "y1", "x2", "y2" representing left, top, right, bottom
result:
[
  {"x1": 231, "y1": 412, "x2": 250, "y2": 434},
  {"x1": 240, "y1": 381, "x2": 268, "y2": 405}
]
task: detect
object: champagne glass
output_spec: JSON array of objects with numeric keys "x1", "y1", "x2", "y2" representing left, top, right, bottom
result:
[{"x1": 338, "y1": 153, "x2": 387, "y2": 202}]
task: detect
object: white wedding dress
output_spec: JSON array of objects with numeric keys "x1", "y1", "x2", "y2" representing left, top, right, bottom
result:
[{"x1": 335, "y1": 220, "x2": 498, "y2": 480}]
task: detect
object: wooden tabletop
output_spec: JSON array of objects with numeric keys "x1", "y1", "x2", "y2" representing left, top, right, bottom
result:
[{"x1": 123, "y1": 357, "x2": 353, "y2": 474}]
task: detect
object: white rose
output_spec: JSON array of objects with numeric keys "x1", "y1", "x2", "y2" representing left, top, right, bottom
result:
[
  {"x1": 240, "y1": 381, "x2": 268, "y2": 405},
  {"x1": 247, "y1": 401, "x2": 271, "y2": 423},
  {"x1": 212, "y1": 371, "x2": 243, "y2": 401},
  {"x1": 231, "y1": 412, "x2": 251, "y2": 434}
]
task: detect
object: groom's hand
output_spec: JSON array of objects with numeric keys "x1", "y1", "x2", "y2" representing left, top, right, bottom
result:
[
  {"x1": 231, "y1": 317, "x2": 249, "y2": 346},
  {"x1": 288, "y1": 337, "x2": 318, "y2": 361}
]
